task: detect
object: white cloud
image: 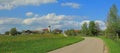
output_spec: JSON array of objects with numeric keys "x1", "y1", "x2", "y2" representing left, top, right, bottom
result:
[
  {"x1": 0, "y1": 18, "x2": 23, "y2": 33},
  {"x1": 26, "y1": 12, "x2": 34, "y2": 17},
  {"x1": 23, "y1": 13, "x2": 83, "y2": 30},
  {"x1": 0, "y1": 26, "x2": 9, "y2": 34},
  {"x1": 23, "y1": 18, "x2": 37, "y2": 25},
  {"x1": 0, "y1": 0, "x2": 57, "y2": 10},
  {"x1": 0, "y1": 18, "x2": 22, "y2": 25},
  {"x1": 23, "y1": 13, "x2": 67, "y2": 25},
  {"x1": 80, "y1": 20, "x2": 90, "y2": 25},
  {"x1": 95, "y1": 20, "x2": 106, "y2": 30},
  {"x1": 0, "y1": 13, "x2": 82, "y2": 33},
  {"x1": 61, "y1": 2, "x2": 80, "y2": 9},
  {"x1": 1, "y1": 13, "x2": 107, "y2": 33}
]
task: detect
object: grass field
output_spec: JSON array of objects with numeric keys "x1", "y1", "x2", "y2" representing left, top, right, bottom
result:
[
  {"x1": 100, "y1": 37, "x2": 120, "y2": 53},
  {"x1": 0, "y1": 34, "x2": 84, "y2": 53}
]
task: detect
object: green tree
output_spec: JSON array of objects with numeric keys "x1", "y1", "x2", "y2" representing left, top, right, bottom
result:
[
  {"x1": 81, "y1": 22, "x2": 88, "y2": 36},
  {"x1": 95, "y1": 22, "x2": 100, "y2": 36},
  {"x1": 89, "y1": 21, "x2": 99, "y2": 36},
  {"x1": 106, "y1": 4, "x2": 120, "y2": 39},
  {"x1": 10, "y1": 28, "x2": 18, "y2": 36},
  {"x1": 65, "y1": 29, "x2": 76, "y2": 36},
  {"x1": 5, "y1": 31, "x2": 10, "y2": 35}
]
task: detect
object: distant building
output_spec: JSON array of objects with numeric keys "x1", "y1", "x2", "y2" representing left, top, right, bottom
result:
[
  {"x1": 22, "y1": 30, "x2": 32, "y2": 34},
  {"x1": 48, "y1": 25, "x2": 51, "y2": 32},
  {"x1": 42, "y1": 25, "x2": 51, "y2": 33},
  {"x1": 32, "y1": 30, "x2": 40, "y2": 34},
  {"x1": 43, "y1": 28, "x2": 49, "y2": 33},
  {"x1": 74, "y1": 30, "x2": 80, "y2": 33},
  {"x1": 53, "y1": 29, "x2": 62, "y2": 34},
  {"x1": 22, "y1": 30, "x2": 40, "y2": 34}
]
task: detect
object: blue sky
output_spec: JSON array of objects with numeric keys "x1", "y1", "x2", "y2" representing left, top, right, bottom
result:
[{"x1": 0, "y1": 0, "x2": 120, "y2": 33}]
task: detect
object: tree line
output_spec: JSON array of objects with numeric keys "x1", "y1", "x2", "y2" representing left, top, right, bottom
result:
[
  {"x1": 81, "y1": 21, "x2": 100, "y2": 36},
  {"x1": 81, "y1": 4, "x2": 120, "y2": 40},
  {"x1": 106, "y1": 4, "x2": 120, "y2": 40},
  {"x1": 4, "y1": 28, "x2": 63, "y2": 36},
  {"x1": 2, "y1": 4, "x2": 120, "y2": 40},
  {"x1": 65, "y1": 4, "x2": 120, "y2": 40}
]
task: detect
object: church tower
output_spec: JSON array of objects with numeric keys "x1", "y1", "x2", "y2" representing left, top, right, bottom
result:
[{"x1": 48, "y1": 25, "x2": 51, "y2": 32}]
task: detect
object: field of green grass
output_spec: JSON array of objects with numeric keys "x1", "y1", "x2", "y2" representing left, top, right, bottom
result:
[
  {"x1": 0, "y1": 34, "x2": 84, "y2": 53},
  {"x1": 100, "y1": 37, "x2": 120, "y2": 53}
]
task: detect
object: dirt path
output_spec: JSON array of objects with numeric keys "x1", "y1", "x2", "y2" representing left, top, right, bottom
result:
[{"x1": 48, "y1": 37, "x2": 106, "y2": 53}]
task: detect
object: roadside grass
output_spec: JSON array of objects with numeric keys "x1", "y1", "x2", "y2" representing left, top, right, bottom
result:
[
  {"x1": 0, "y1": 34, "x2": 84, "y2": 53},
  {"x1": 100, "y1": 36, "x2": 120, "y2": 53}
]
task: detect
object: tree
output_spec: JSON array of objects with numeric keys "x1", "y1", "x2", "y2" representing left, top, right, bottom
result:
[
  {"x1": 65, "y1": 29, "x2": 77, "y2": 36},
  {"x1": 22, "y1": 30, "x2": 32, "y2": 34},
  {"x1": 89, "y1": 21, "x2": 99, "y2": 36},
  {"x1": 117, "y1": 16, "x2": 120, "y2": 38},
  {"x1": 5, "y1": 31, "x2": 10, "y2": 35},
  {"x1": 52, "y1": 29, "x2": 62, "y2": 34},
  {"x1": 10, "y1": 28, "x2": 18, "y2": 36},
  {"x1": 95, "y1": 22, "x2": 100, "y2": 36},
  {"x1": 81, "y1": 22, "x2": 88, "y2": 36},
  {"x1": 106, "y1": 4, "x2": 120, "y2": 39}
]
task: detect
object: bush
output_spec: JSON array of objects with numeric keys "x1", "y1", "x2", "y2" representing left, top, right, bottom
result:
[
  {"x1": 65, "y1": 29, "x2": 77, "y2": 36},
  {"x1": 10, "y1": 28, "x2": 18, "y2": 36},
  {"x1": 5, "y1": 31, "x2": 10, "y2": 35},
  {"x1": 52, "y1": 29, "x2": 62, "y2": 34}
]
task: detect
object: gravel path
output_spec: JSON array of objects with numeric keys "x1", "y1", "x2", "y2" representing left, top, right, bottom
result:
[{"x1": 48, "y1": 37, "x2": 106, "y2": 53}]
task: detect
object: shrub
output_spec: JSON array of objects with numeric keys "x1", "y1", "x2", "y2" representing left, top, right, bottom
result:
[{"x1": 10, "y1": 28, "x2": 18, "y2": 36}]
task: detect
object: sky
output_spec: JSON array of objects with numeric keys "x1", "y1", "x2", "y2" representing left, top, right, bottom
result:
[{"x1": 0, "y1": 0, "x2": 120, "y2": 33}]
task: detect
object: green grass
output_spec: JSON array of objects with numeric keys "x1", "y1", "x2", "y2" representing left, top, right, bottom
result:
[
  {"x1": 0, "y1": 34, "x2": 84, "y2": 53},
  {"x1": 100, "y1": 37, "x2": 120, "y2": 53}
]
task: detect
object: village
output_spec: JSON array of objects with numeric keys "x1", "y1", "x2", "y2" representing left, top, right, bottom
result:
[
  {"x1": 3, "y1": 25, "x2": 81, "y2": 36},
  {"x1": 0, "y1": 0, "x2": 120, "y2": 53}
]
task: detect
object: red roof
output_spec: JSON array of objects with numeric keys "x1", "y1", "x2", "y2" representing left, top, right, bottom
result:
[{"x1": 43, "y1": 28, "x2": 48, "y2": 31}]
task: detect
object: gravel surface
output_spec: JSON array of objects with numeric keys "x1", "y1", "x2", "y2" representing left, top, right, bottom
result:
[{"x1": 48, "y1": 37, "x2": 106, "y2": 53}]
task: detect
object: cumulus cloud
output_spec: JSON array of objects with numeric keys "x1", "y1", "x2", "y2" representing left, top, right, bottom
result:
[
  {"x1": 95, "y1": 20, "x2": 106, "y2": 30},
  {"x1": 80, "y1": 20, "x2": 90, "y2": 25},
  {"x1": 0, "y1": 0, "x2": 57, "y2": 10},
  {"x1": 0, "y1": 12, "x2": 106, "y2": 33},
  {"x1": 26, "y1": 12, "x2": 34, "y2": 17},
  {"x1": 0, "y1": 18, "x2": 23, "y2": 33},
  {"x1": 23, "y1": 13, "x2": 69, "y2": 25},
  {"x1": 0, "y1": 13, "x2": 83, "y2": 33},
  {"x1": 23, "y1": 13, "x2": 83, "y2": 30},
  {"x1": 0, "y1": 18, "x2": 22, "y2": 25},
  {"x1": 61, "y1": 2, "x2": 80, "y2": 9}
]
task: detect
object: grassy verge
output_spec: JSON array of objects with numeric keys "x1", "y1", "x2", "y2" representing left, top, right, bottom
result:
[
  {"x1": 0, "y1": 34, "x2": 84, "y2": 53},
  {"x1": 100, "y1": 36, "x2": 120, "y2": 53}
]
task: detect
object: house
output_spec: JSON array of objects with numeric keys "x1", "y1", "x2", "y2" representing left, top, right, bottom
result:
[
  {"x1": 42, "y1": 26, "x2": 51, "y2": 33},
  {"x1": 22, "y1": 30, "x2": 32, "y2": 34},
  {"x1": 22, "y1": 30, "x2": 41, "y2": 34},
  {"x1": 53, "y1": 29, "x2": 62, "y2": 34},
  {"x1": 74, "y1": 30, "x2": 80, "y2": 33},
  {"x1": 42, "y1": 28, "x2": 49, "y2": 33},
  {"x1": 32, "y1": 30, "x2": 40, "y2": 34}
]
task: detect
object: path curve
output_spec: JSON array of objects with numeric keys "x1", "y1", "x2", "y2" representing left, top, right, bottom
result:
[{"x1": 48, "y1": 37, "x2": 106, "y2": 53}]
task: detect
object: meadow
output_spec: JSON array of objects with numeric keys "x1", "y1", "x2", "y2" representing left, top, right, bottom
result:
[
  {"x1": 0, "y1": 34, "x2": 84, "y2": 53},
  {"x1": 101, "y1": 37, "x2": 120, "y2": 53}
]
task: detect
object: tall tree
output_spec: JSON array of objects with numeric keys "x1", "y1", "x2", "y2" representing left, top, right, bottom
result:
[
  {"x1": 5, "y1": 31, "x2": 10, "y2": 35},
  {"x1": 95, "y1": 22, "x2": 100, "y2": 36},
  {"x1": 106, "y1": 4, "x2": 120, "y2": 39},
  {"x1": 81, "y1": 22, "x2": 88, "y2": 36},
  {"x1": 89, "y1": 21, "x2": 98, "y2": 36},
  {"x1": 89, "y1": 21, "x2": 96, "y2": 36},
  {"x1": 10, "y1": 28, "x2": 17, "y2": 36}
]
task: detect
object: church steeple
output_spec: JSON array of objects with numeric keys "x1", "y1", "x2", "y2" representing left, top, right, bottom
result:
[{"x1": 48, "y1": 25, "x2": 51, "y2": 32}]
